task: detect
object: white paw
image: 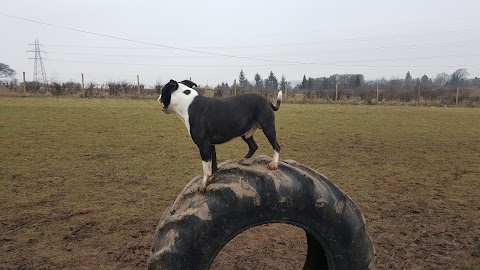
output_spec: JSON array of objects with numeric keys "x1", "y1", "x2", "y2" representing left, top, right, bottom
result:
[
  {"x1": 267, "y1": 161, "x2": 278, "y2": 170},
  {"x1": 199, "y1": 174, "x2": 214, "y2": 193},
  {"x1": 198, "y1": 183, "x2": 207, "y2": 193}
]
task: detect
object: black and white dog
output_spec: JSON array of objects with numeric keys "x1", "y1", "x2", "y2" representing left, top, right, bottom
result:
[{"x1": 159, "y1": 79, "x2": 282, "y2": 192}]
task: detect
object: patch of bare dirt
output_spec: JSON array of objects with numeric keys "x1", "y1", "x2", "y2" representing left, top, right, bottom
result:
[{"x1": 211, "y1": 223, "x2": 307, "y2": 270}]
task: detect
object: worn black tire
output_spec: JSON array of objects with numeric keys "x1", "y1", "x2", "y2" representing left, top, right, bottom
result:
[{"x1": 148, "y1": 156, "x2": 375, "y2": 270}]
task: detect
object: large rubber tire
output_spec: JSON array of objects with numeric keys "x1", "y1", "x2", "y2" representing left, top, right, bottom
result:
[{"x1": 148, "y1": 156, "x2": 375, "y2": 270}]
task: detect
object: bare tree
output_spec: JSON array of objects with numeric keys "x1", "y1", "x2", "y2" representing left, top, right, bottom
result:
[
  {"x1": 0, "y1": 63, "x2": 16, "y2": 79},
  {"x1": 449, "y1": 68, "x2": 469, "y2": 86},
  {"x1": 434, "y1": 72, "x2": 450, "y2": 86}
]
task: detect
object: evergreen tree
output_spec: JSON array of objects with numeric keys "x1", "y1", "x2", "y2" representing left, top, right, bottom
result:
[
  {"x1": 265, "y1": 71, "x2": 279, "y2": 90},
  {"x1": 301, "y1": 75, "x2": 308, "y2": 89},
  {"x1": 405, "y1": 71, "x2": 413, "y2": 86},
  {"x1": 307, "y1": 77, "x2": 314, "y2": 89},
  {"x1": 254, "y1": 73, "x2": 263, "y2": 89},
  {"x1": 322, "y1": 77, "x2": 331, "y2": 89},
  {"x1": 354, "y1": 75, "x2": 361, "y2": 88},
  {"x1": 239, "y1": 69, "x2": 249, "y2": 88},
  {"x1": 472, "y1": 77, "x2": 480, "y2": 86},
  {"x1": 420, "y1": 75, "x2": 429, "y2": 86},
  {"x1": 219, "y1": 82, "x2": 230, "y2": 89},
  {"x1": 280, "y1": 75, "x2": 287, "y2": 90}
]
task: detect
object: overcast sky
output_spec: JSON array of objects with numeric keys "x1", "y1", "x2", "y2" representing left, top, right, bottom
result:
[{"x1": 1, "y1": 0, "x2": 479, "y2": 87}]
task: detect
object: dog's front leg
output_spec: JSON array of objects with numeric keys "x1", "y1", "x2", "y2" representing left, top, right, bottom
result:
[
  {"x1": 268, "y1": 150, "x2": 280, "y2": 170},
  {"x1": 198, "y1": 142, "x2": 214, "y2": 192},
  {"x1": 200, "y1": 160, "x2": 212, "y2": 192}
]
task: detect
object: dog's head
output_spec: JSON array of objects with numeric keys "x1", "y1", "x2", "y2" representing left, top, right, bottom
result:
[{"x1": 158, "y1": 79, "x2": 198, "y2": 114}]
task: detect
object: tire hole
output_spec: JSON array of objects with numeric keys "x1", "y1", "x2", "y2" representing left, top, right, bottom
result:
[{"x1": 210, "y1": 223, "x2": 307, "y2": 270}]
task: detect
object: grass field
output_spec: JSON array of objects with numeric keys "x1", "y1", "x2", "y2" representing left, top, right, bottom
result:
[{"x1": 1, "y1": 97, "x2": 479, "y2": 269}]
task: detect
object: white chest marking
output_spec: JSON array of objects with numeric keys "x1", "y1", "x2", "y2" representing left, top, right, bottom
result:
[{"x1": 168, "y1": 84, "x2": 199, "y2": 136}]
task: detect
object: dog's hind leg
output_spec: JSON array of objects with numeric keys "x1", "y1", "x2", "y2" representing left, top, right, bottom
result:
[
  {"x1": 241, "y1": 135, "x2": 258, "y2": 159},
  {"x1": 211, "y1": 145, "x2": 218, "y2": 173},
  {"x1": 261, "y1": 125, "x2": 281, "y2": 170}
]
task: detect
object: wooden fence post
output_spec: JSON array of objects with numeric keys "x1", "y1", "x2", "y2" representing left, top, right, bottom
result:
[
  {"x1": 417, "y1": 85, "x2": 420, "y2": 106},
  {"x1": 234, "y1": 79, "x2": 237, "y2": 95},
  {"x1": 335, "y1": 83, "x2": 338, "y2": 102},
  {"x1": 376, "y1": 83, "x2": 379, "y2": 102},
  {"x1": 137, "y1": 75, "x2": 140, "y2": 95},
  {"x1": 456, "y1": 87, "x2": 459, "y2": 107},
  {"x1": 23, "y1": 72, "x2": 26, "y2": 94},
  {"x1": 81, "y1": 73, "x2": 85, "y2": 98}
]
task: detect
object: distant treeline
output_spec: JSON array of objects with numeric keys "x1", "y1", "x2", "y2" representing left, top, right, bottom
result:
[
  {"x1": 1, "y1": 79, "x2": 479, "y2": 107},
  {"x1": 212, "y1": 68, "x2": 479, "y2": 91},
  {"x1": 1, "y1": 66, "x2": 480, "y2": 106}
]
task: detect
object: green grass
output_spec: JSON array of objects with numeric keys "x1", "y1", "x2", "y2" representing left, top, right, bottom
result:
[{"x1": 1, "y1": 97, "x2": 479, "y2": 269}]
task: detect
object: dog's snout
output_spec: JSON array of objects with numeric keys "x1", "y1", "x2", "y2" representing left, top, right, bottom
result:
[{"x1": 158, "y1": 95, "x2": 163, "y2": 104}]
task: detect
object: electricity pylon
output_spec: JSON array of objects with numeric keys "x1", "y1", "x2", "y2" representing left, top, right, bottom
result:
[{"x1": 27, "y1": 38, "x2": 48, "y2": 84}]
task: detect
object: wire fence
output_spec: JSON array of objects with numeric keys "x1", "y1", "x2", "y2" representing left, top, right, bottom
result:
[
  {"x1": 1, "y1": 79, "x2": 479, "y2": 107},
  {"x1": 295, "y1": 85, "x2": 480, "y2": 106}
]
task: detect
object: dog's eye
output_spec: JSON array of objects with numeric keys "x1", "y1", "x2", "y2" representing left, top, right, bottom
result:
[{"x1": 183, "y1": 90, "x2": 191, "y2": 95}]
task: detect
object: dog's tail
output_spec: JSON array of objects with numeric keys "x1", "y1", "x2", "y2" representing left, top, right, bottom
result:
[{"x1": 270, "y1": 91, "x2": 282, "y2": 111}]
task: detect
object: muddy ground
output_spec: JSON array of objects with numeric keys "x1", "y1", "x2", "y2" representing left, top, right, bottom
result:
[{"x1": 1, "y1": 98, "x2": 479, "y2": 269}]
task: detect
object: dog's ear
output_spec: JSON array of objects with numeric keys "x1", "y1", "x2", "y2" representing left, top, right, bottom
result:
[
  {"x1": 180, "y1": 80, "x2": 197, "y2": 88},
  {"x1": 160, "y1": 79, "x2": 179, "y2": 107},
  {"x1": 167, "y1": 79, "x2": 179, "y2": 89},
  {"x1": 162, "y1": 80, "x2": 179, "y2": 95}
]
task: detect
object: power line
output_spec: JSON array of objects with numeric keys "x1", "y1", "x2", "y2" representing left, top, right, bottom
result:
[
  {"x1": 194, "y1": 16, "x2": 480, "y2": 40},
  {"x1": 2, "y1": 12, "x2": 479, "y2": 63},
  {"x1": 188, "y1": 28, "x2": 480, "y2": 49},
  {"x1": 41, "y1": 36, "x2": 480, "y2": 52},
  {"x1": 45, "y1": 58, "x2": 306, "y2": 67},
  {"x1": 44, "y1": 52, "x2": 480, "y2": 68},
  {"x1": 43, "y1": 40, "x2": 480, "y2": 58},
  {"x1": 333, "y1": 63, "x2": 480, "y2": 68},
  {"x1": 40, "y1": 25, "x2": 480, "y2": 49},
  {"x1": 46, "y1": 51, "x2": 217, "y2": 58},
  {"x1": 262, "y1": 41, "x2": 480, "y2": 57},
  {"x1": 42, "y1": 45, "x2": 170, "y2": 50},
  {"x1": 3, "y1": 11, "x2": 478, "y2": 79},
  {"x1": 0, "y1": 12, "x2": 313, "y2": 65}
]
